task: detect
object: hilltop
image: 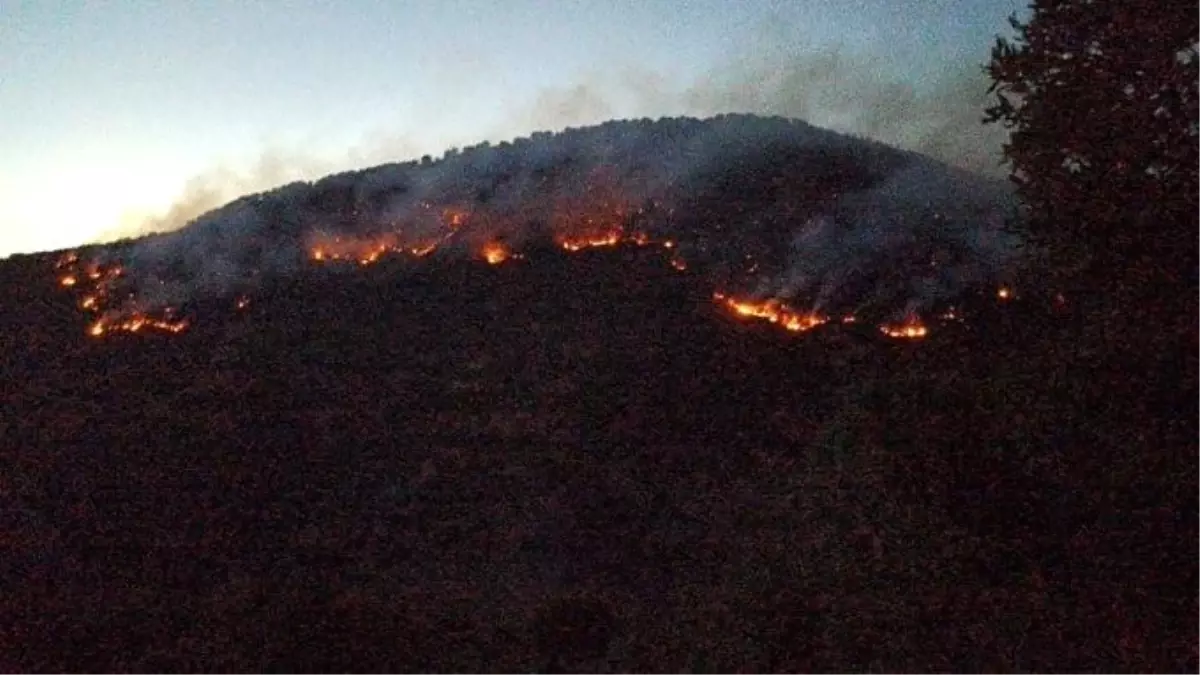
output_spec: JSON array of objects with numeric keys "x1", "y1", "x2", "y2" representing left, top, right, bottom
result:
[
  {"x1": 0, "y1": 115, "x2": 1193, "y2": 672},
  {"x1": 22, "y1": 114, "x2": 1020, "y2": 332}
]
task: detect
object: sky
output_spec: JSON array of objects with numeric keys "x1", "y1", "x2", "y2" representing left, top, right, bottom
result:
[{"x1": 0, "y1": 0, "x2": 1025, "y2": 258}]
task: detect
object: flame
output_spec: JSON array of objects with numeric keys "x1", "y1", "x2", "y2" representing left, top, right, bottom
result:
[
  {"x1": 87, "y1": 314, "x2": 190, "y2": 338},
  {"x1": 54, "y1": 192, "x2": 1026, "y2": 343},
  {"x1": 443, "y1": 209, "x2": 467, "y2": 229},
  {"x1": 481, "y1": 241, "x2": 510, "y2": 265},
  {"x1": 559, "y1": 231, "x2": 622, "y2": 252},
  {"x1": 879, "y1": 319, "x2": 928, "y2": 339},
  {"x1": 714, "y1": 293, "x2": 828, "y2": 333}
]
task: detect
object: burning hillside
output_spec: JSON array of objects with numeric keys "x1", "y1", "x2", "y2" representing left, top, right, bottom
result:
[
  {"x1": 54, "y1": 228, "x2": 1016, "y2": 343},
  {"x1": 47, "y1": 115, "x2": 1022, "y2": 341}
]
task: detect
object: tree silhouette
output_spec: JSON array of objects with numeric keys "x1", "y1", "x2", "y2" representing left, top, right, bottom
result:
[{"x1": 985, "y1": 0, "x2": 1198, "y2": 333}]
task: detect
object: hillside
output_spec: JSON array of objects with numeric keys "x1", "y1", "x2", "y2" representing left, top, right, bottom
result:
[
  {"x1": 0, "y1": 116, "x2": 1194, "y2": 672},
  {"x1": 32, "y1": 114, "x2": 1019, "y2": 337}
]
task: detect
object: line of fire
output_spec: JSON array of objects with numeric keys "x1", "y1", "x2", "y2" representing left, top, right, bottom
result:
[{"x1": 53, "y1": 203, "x2": 1022, "y2": 343}]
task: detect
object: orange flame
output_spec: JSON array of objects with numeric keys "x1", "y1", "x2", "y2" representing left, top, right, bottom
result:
[
  {"x1": 88, "y1": 314, "x2": 190, "y2": 338},
  {"x1": 559, "y1": 231, "x2": 622, "y2": 252},
  {"x1": 481, "y1": 241, "x2": 510, "y2": 265},
  {"x1": 879, "y1": 319, "x2": 928, "y2": 339},
  {"x1": 714, "y1": 293, "x2": 828, "y2": 333}
]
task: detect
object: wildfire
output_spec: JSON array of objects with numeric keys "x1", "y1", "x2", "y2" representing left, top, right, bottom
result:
[
  {"x1": 713, "y1": 292, "x2": 828, "y2": 333},
  {"x1": 54, "y1": 197, "x2": 1028, "y2": 344},
  {"x1": 55, "y1": 250, "x2": 193, "y2": 338},
  {"x1": 714, "y1": 292, "x2": 933, "y2": 340},
  {"x1": 481, "y1": 241, "x2": 511, "y2": 265},
  {"x1": 87, "y1": 315, "x2": 190, "y2": 338},
  {"x1": 559, "y1": 231, "x2": 623, "y2": 252},
  {"x1": 555, "y1": 228, "x2": 679, "y2": 255},
  {"x1": 937, "y1": 307, "x2": 961, "y2": 322},
  {"x1": 879, "y1": 319, "x2": 928, "y2": 339}
]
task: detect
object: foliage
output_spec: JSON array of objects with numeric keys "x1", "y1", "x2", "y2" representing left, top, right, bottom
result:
[{"x1": 985, "y1": 0, "x2": 1198, "y2": 325}]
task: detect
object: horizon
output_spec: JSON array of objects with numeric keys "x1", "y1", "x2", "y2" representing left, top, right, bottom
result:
[{"x1": 1, "y1": 0, "x2": 1025, "y2": 258}]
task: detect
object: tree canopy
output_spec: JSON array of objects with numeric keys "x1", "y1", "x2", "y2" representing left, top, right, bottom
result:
[{"x1": 985, "y1": 0, "x2": 1198, "y2": 330}]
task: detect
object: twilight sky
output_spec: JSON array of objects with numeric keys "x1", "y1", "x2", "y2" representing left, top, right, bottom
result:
[{"x1": 0, "y1": 0, "x2": 1025, "y2": 257}]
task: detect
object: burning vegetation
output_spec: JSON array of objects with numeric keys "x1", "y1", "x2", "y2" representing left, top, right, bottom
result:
[
  {"x1": 56, "y1": 252, "x2": 190, "y2": 338},
  {"x1": 53, "y1": 221, "x2": 1017, "y2": 343},
  {"x1": 46, "y1": 114, "x2": 1022, "y2": 341},
  {"x1": 712, "y1": 292, "x2": 829, "y2": 333}
]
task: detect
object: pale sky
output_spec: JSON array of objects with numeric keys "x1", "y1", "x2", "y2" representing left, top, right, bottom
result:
[{"x1": 0, "y1": 0, "x2": 1023, "y2": 257}]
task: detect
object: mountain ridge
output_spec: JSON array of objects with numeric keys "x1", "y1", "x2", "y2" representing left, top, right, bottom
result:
[{"x1": 21, "y1": 114, "x2": 1021, "y2": 340}]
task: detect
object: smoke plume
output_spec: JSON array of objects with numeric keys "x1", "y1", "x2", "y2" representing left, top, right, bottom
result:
[{"x1": 76, "y1": 26, "x2": 1021, "y2": 325}]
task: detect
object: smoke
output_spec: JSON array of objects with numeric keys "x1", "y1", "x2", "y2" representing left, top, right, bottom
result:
[
  {"x1": 84, "y1": 111, "x2": 1017, "y2": 327},
  {"x1": 680, "y1": 42, "x2": 1009, "y2": 178},
  {"x1": 79, "y1": 25, "x2": 1020, "y2": 321},
  {"x1": 763, "y1": 161, "x2": 1018, "y2": 317},
  {"x1": 93, "y1": 148, "x2": 342, "y2": 244},
  {"x1": 482, "y1": 38, "x2": 1009, "y2": 178},
  {"x1": 107, "y1": 30, "x2": 1009, "y2": 249}
]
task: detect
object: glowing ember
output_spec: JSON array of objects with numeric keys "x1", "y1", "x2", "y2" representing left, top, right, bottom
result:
[
  {"x1": 56, "y1": 202, "x2": 1025, "y2": 344},
  {"x1": 444, "y1": 209, "x2": 467, "y2": 229},
  {"x1": 714, "y1": 293, "x2": 828, "y2": 333},
  {"x1": 559, "y1": 231, "x2": 622, "y2": 252},
  {"x1": 87, "y1": 315, "x2": 190, "y2": 338},
  {"x1": 879, "y1": 320, "x2": 928, "y2": 339},
  {"x1": 481, "y1": 242, "x2": 511, "y2": 265}
]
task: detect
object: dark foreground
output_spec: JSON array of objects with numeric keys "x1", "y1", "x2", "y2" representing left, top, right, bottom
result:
[{"x1": 1, "y1": 249, "x2": 1195, "y2": 672}]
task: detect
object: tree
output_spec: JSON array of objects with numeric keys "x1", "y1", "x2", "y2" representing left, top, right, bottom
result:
[{"x1": 984, "y1": 0, "x2": 1198, "y2": 332}]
